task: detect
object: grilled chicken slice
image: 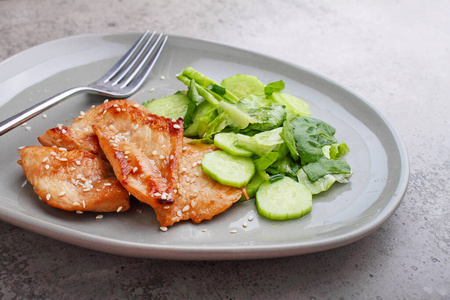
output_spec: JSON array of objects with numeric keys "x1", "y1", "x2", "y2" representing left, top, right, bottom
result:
[
  {"x1": 157, "y1": 140, "x2": 243, "y2": 226},
  {"x1": 92, "y1": 102, "x2": 184, "y2": 224},
  {"x1": 18, "y1": 146, "x2": 130, "y2": 212}
]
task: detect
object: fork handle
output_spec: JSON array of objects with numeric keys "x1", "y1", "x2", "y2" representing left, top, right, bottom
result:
[{"x1": 0, "y1": 86, "x2": 90, "y2": 136}]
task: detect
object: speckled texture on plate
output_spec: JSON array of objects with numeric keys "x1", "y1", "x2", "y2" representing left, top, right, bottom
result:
[{"x1": 0, "y1": 0, "x2": 449, "y2": 299}]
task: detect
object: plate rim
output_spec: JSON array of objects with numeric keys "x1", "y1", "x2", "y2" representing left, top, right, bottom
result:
[{"x1": 0, "y1": 32, "x2": 409, "y2": 260}]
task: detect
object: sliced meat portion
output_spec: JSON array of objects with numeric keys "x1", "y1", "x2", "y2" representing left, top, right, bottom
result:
[
  {"x1": 152, "y1": 140, "x2": 243, "y2": 226},
  {"x1": 91, "y1": 101, "x2": 184, "y2": 224},
  {"x1": 18, "y1": 146, "x2": 130, "y2": 212}
]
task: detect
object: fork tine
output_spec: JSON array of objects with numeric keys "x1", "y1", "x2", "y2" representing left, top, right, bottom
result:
[
  {"x1": 101, "y1": 30, "x2": 153, "y2": 83},
  {"x1": 120, "y1": 34, "x2": 168, "y2": 89},
  {"x1": 109, "y1": 32, "x2": 159, "y2": 86}
]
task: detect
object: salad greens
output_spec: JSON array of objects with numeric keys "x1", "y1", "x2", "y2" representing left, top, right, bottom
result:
[{"x1": 142, "y1": 67, "x2": 352, "y2": 221}]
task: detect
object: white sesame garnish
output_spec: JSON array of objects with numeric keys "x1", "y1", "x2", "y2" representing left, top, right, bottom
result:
[
  {"x1": 61, "y1": 129, "x2": 67, "y2": 134},
  {"x1": 76, "y1": 210, "x2": 83, "y2": 214},
  {"x1": 201, "y1": 229, "x2": 207, "y2": 232},
  {"x1": 163, "y1": 206, "x2": 170, "y2": 210},
  {"x1": 162, "y1": 144, "x2": 166, "y2": 148},
  {"x1": 243, "y1": 222, "x2": 248, "y2": 228},
  {"x1": 25, "y1": 126, "x2": 31, "y2": 131},
  {"x1": 58, "y1": 147, "x2": 67, "y2": 151},
  {"x1": 73, "y1": 202, "x2": 80, "y2": 206},
  {"x1": 96, "y1": 214, "x2": 103, "y2": 220},
  {"x1": 176, "y1": 210, "x2": 182, "y2": 217},
  {"x1": 113, "y1": 104, "x2": 118, "y2": 108},
  {"x1": 133, "y1": 104, "x2": 139, "y2": 108},
  {"x1": 149, "y1": 88, "x2": 155, "y2": 92},
  {"x1": 160, "y1": 75, "x2": 165, "y2": 80},
  {"x1": 160, "y1": 226, "x2": 168, "y2": 232},
  {"x1": 132, "y1": 167, "x2": 138, "y2": 173},
  {"x1": 152, "y1": 150, "x2": 157, "y2": 155},
  {"x1": 42, "y1": 114, "x2": 47, "y2": 119},
  {"x1": 173, "y1": 124, "x2": 181, "y2": 129},
  {"x1": 82, "y1": 201, "x2": 86, "y2": 208},
  {"x1": 169, "y1": 155, "x2": 174, "y2": 160},
  {"x1": 116, "y1": 108, "x2": 121, "y2": 112},
  {"x1": 159, "y1": 155, "x2": 165, "y2": 159},
  {"x1": 182, "y1": 205, "x2": 190, "y2": 212},
  {"x1": 75, "y1": 160, "x2": 81, "y2": 166},
  {"x1": 58, "y1": 191, "x2": 66, "y2": 196},
  {"x1": 230, "y1": 229, "x2": 237, "y2": 234},
  {"x1": 181, "y1": 167, "x2": 187, "y2": 172},
  {"x1": 21, "y1": 123, "x2": 27, "y2": 127},
  {"x1": 124, "y1": 151, "x2": 131, "y2": 155},
  {"x1": 154, "y1": 192, "x2": 161, "y2": 197},
  {"x1": 50, "y1": 151, "x2": 57, "y2": 156},
  {"x1": 117, "y1": 206, "x2": 123, "y2": 212},
  {"x1": 248, "y1": 215, "x2": 254, "y2": 221},
  {"x1": 109, "y1": 125, "x2": 115, "y2": 131},
  {"x1": 133, "y1": 124, "x2": 139, "y2": 130},
  {"x1": 104, "y1": 182, "x2": 111, "y2": 186},
  {"x1": 171, "y1": 118, "x2": 176, "y2": 122},
  {"x1": 59, "y1": 158, "x2": 68, "y2": 162},
  {"x1": 104, "y1": 99, "x2": 109, "y2": 103},
  {"x1": 182, "y1": 146, "x2": 187, "y2": 151},
  {"x1": 18, "y1": 146, "x2": 25, "y2": 150},
  {"x1": 44, "y1": 165, "x2": 50, "y2": 170},
  {"x1": 46, "y1": 194, "x2": 51, "y2": 200},
  {"x1": 192, "y1": 162, "x2": 197, "y2": 167},
  {"x1": 80, "y1": 111, "x2": 85, "y2": 116}
]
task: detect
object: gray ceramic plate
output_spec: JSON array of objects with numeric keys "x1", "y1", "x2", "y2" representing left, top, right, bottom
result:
[{"x1": 0, "y1": 33, "x2": 409, "y2": 260}]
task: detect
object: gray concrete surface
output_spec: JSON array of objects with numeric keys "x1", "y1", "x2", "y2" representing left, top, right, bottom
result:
[{"x1": 1, "y1": 0, "x2": 449, "y2": 299}]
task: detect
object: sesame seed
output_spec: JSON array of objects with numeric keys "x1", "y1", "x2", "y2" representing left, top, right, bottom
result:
[
  {"x1": 50, "y1": 151, "x2": 57, "y2": 156},
  {"x1": 248, "y1": 215, "x2": 254, "y2": 221},
  {"x1": 192, "y1": 162, "x2": 197, "y2": 167},
  {"x1": 84, "y1": 128, "x2": 89, "y2": 132},
  {"x1": 169, "y1": 155, "x2": 174, "y2": 160},
  {"x1": 133, "y1": 104, "x2": 139, "y2": 108},
  {"x1": 160, "y1": 226, "x2": 168, "y2": 232},
  {"x1": 96, "y1": 214, "x2": 103, "y2": 220},
  {"x1": 25, "y1": 126, "x2": 31, "y2": 131},
  {"x1": 45, "y1": 165, "x2": 50, "y2": 170},
  {"x1": 91, "y1": 105, "x2": 96, "y2": 108},
  {"x1": 182, "y1": 205, "x2": 190, "y2": 212},
  {"x1": 58, "y1": 191, "x2": 66, "y2": 196},
  {"x1": 181, "y1": 167, "x2": 187, "y2": 172},
  {"x1": 18, "y1": 146, "x2": 25, "y2": 150},
  {"x1": 133, "y1": 124, "x2": 139, "y2": 130},
  {"x1": 132, "y1": 167, "x2": 138, "y2": 173},
  {"x1": 243, "y1": 222, "x2": 248, "y2": 228},
  {"x1": 80, "y1": 111, "x2": 85, "y2": 116},
  {"x1": 124, "y1": 150, "x2": 131, "y2": 154},
  {"x1": 160, "y1": 75, "x2": 165, "y2": 80},
  {"x1": 104, "y1": 182, "x2": 111, "y2": 186},
  {"x1": 113, "y1": 104, "x2": 118, "y2": 107},
  {"x1": 58, "y1": 147, "x2": 67, "y2": 151},
  {"x1": 159, "y1": 155, "x2": 165, "y2": 159},
  {"x1": 201, "y1": 229, "x2": 207, "y2": 232},
  {"x1": 73, "y1": 202, "x2": 80, "y2": 206},
  {"x1": 103, "y1": 99, "x2": 109, "y2": 103},
  {"x1": 61, "y1": 129, "x2": 67, "y2": 134},
  {"x1": 82, "y1": 201, "x2": 86, "y2": 208},
  {"x1": 46, "y1": 194, "x2": 51, "y2": 200},
  {"x1": 154, "y1": 192, "x2": 162, "y2": 197},
  {"x1": 197, "y1": 160, "x2": 202, "y2": 164},
  {"x1": 162, "y1": 144, "x2": 166, "y2": 148},
  {"x1": 230, "y1": 230, "x2": 237, "y2": 234},
  {"x1": 163, "y1": 206, "x2": 170, "y2": 209},
  {"x1": 42, "y1": 114, "x2": 47, "y2": 119},
  {"x1": 21, "y1": 123, "x2": 27, "y2": 127},
  {"x1": 182, "y1": 146, "x2": 187, "y2": 151},
  {"x1": 69, "y1": 167, "x2": 76, "y2": 171},
  {"x1": 152, "y1": 150, "x2": 157, "y2": 155},
  {"x1": 176, "y1": 210, "x2": 182, "y2": 217},
  {"x1": 109, "y1": 125, "x2": 115, "y2": 131},
  {"x1": 173, "y1": 124, "x2": 181, "y2": 129},
  {"x1": 171, "y1": 118, "x2": 176, "y2": 122},
  {"x1": 76, "y1": 210, "x2": 83, "y2": 214},
  {"x1": 116, "y1": 108, "x2": 121, "y2": 112},
  {"x1": 149, "y1": 88, "x2": 155, "y2": 92},
  {"x1": 117, "y1": 206, "x2": 123, "y2": 212},
  {"x1": 75, "y1": 160, "x2": 81, "y2": 166},
  {"x1": 59, "y1": 158, "x2": 68, "y2": 161}
]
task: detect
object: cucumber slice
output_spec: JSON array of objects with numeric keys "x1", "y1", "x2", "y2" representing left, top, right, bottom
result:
[
  {"x1": 256, "y1": 177, "x2": 312, "y2": 221},
  {"x1": 214, "y1": 133, "x2": 253, "y2": 157},
  {"x1": 201, "y1": 150, "x2": 255, "y2": 188},
  {"x1": 143, "y1": 94, "x2": 193, "y2": 119},
  {"x1": 221, "y1": 74, "x2": 265, "y2": 100}
]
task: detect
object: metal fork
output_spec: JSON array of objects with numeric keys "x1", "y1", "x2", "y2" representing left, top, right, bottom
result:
[{"x1": 0, "y1": 30, "x2": 167, "y2": 136}]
